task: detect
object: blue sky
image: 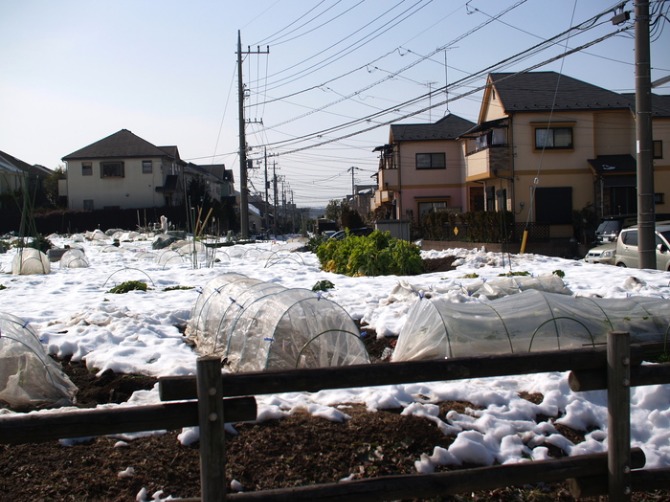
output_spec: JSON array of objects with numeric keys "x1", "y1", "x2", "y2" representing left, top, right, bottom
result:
[{"x1": 1, "y1": 0, "x2": 669, "y2": 206}]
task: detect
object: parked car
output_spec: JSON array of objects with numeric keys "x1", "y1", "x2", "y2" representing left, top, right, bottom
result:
[
  {"x1": 594, "y1": 215, "x2": 636, "y2": 244},
  {"x1": 329, "y1": 227, "x2": 374, "y2": 240},
  {"x1": 614, "y1": 223, "x2": 670, "y2": 271},
  {"x1": 584, "y1": 242, "x2": 616, "y2": 265},
  {"x1": 594, "y1": 213, "x2": 670, "y2": 244}
]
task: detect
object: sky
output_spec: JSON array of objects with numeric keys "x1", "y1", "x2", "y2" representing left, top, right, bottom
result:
[
  {"x1": 2, "y1": 233, "x2": 670, "y2": 498},
  {"x1": 1, "y1": 0, "x2": 669, "y2": 207}
]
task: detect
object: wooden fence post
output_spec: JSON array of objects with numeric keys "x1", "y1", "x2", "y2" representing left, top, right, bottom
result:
[
  {"x1": 197, "y1": 356, "x2": 226, "y2": 502},
  {"x1": 608, "y1": 331, "x2": 631, "y2": 501}
]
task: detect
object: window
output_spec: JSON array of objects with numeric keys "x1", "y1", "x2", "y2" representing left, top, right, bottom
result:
[
  {"x1": 535, "y1": 187, "x2": 572, "y2": 224},
  {"x1": 416, "y1": 153, "x2": 446, "y2": 169},
  {"x1": 101, "y1": 161, "x2": 125, "y2": 178},
  {"x1": 82, "y1": 162, "x2": 92, "y2": 176},
  {"x1": 418, "y1": 200, "x2": 449, "y2": 221},
  {"x1": 653, "y1": 140, "x2": 663, "y2": 159},
  {"x1": 535, "y1": 127, "x2": 573, "y2": 149},
  {"x1": 474, "y1": 129, "x2": 507, "y2": 151},
  {"x1": 142, "y1": 160, "x2": 153, "y2": 174},
  {"x1": 622, "y1": 230, "x2": 638, "y2": 246},
  {"x1": 83, "y1": 199, "x2": 94, "y2": 211}
]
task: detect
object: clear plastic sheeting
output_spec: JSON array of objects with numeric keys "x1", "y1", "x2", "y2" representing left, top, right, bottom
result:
[
  {"x1": 11, "y1": 248, "x2": 50, "y2": 275},
  {"x1": 60, "y1": 249, "x2": 89, "y2": 268},
  {"x1": 460, "y1": 274, "x2": 572, "y2": 299},
  {"x1": 0, "y1": 312, "x2": 77, "y2": 410},
  {"x1": 392, "y1": 290, "x2": 670, "y2": 361},
  {"x1": 187, "y1": 273, "x2": 369, "y2": 372}
]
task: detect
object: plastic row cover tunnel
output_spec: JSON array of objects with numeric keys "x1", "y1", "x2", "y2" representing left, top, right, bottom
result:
[
  {"x1": 0, "y1": 312, "x2": 77, "y2": 410},
  {"x1": 188, "y1": 273, "x2": 369, "y2": 372},
  {"x1": 392, "y1": 289, "x2": 670, "y2": 361}
]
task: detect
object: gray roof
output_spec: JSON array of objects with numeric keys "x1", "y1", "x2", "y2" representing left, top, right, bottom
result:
[
  {"x1": 390, "y1": 114, "x2": 476, "y2": 142},
  {"x1": 0, "y1": 150, "x2": 52, "y2": 178},
  {"x1": 621, "y1": 92, "x2": 670, "y2": 117},
  {"x1": 62, "y1": 129, "x2": 176, "y2": 161},
  {"x1": 489, "y1": 72, "x2": 633, "y2": 112}
]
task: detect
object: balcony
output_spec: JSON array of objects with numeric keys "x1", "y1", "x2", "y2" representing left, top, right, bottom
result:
[
  {"x1": 465, "y1": 146, "x2": 512, "y2": 182},
  {"x1": 374, "y1": 189, "x2": 394, "y2": 206}
]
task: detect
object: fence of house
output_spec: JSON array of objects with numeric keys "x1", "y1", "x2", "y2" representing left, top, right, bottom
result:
[{"x1": 1, "y1": 331, "x2": 670, "y2": 501}]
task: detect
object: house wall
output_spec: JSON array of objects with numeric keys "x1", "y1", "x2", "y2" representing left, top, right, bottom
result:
[
  {"x1": 66, "y1": 157, "x2": 169, "y2": 210},
  {"x1": 594, "y1": 111, "x2": 635, "y2": 154},
  {"x1": 653, "y1": 118, "x2": 670, "y2": 215},
  {"x1": 511, "y1": 111, "x2": 596, "y2": 237},
  {"x1": 395, "y1": 139, "x2": 465, "y2": 222},
  {"x1": 482, "y1": 88, "x2": 507, "y2": 122}
]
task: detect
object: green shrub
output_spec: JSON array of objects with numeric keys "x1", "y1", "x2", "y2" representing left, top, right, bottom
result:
[
  {"x1": 316, "y1": 230, "x2": 423, "y2": 277},
  {"x1": 107, "y1": 280, "x2": 149, "y2": 294},
  {"x1": 307, "y1": 234, "x2": 328, "y2": 253}
]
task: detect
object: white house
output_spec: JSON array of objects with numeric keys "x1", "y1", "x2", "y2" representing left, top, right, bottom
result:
[{"x1": 62, "y1": 129, "x2": 185, "y2": 211}]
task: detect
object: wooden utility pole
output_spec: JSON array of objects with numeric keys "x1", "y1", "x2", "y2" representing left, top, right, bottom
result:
[
  {"x1": 236, "y1": 31, "x2": 268, "y2": 239},
  {"x1": 634, "y1": 1, "x2": 656, "y2": 269}
]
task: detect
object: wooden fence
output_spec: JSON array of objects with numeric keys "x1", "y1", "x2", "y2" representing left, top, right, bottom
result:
[{"x1": 2, "y1": 331, "x2": 670, "y2": 501}]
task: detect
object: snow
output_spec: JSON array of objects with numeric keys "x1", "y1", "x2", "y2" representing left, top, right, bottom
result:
[{"x1": 2, "y1": 231, "x2": 670, "y2": 495}]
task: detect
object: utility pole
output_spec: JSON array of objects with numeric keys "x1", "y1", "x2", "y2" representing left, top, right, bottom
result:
[
  {"x1": 348, "y1": 166, "x2": 359, "y2": 198},
  {"x1": 273, "y1": 161, "x2": 279, "y2": 235},
  {"x1": 264, "y1": 148, "x2": 269, "y2": 234},
  {"x1": 236, "y1": 31, "x2": 268, "y2": 239},
  {"x1": 634, "y1": 1, "x2": 656, "y2": 269}
]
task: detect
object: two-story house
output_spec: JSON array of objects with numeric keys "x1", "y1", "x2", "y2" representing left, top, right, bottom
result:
[
  {"x1": 372, "y1": 114, "x2": 475, "y2": 223},
  {"x1": 372, "y1": 72, "x2": 670, "y2": 240},
  {"x1": 462, "y1": 71, "x2": 670, "y2": 238},
  {"x1": 62, "y1": 129, "x2": 186, "y2": 211}
]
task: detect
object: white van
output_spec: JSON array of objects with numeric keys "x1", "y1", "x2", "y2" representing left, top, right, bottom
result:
[{"x1": 614, "y1": 223, "x2": 670, "y2": 271}]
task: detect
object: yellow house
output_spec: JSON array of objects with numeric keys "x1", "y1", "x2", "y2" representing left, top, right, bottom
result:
[{"x1": 461, "y1": 72, "x2": 670, "y2": 239}]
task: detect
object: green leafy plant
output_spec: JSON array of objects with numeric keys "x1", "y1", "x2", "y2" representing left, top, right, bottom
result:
[
  {"x1": 107, "y1": 280, "x2": 149, "y2": 294},
  {"x1": 28, "y1": 234, "x2": 53, "y2": 253},
  {"x1": 316, "y1": 230, "x2": 423, "y2": 277},
  {"x1": 312, "y1": 280, "x2": 335, "y2": 292},
  {"x1": 163, "y1": 285, "x2": 194, "y2": 291},
  {"x1": 0, "y1": 284, "x2": 6, "y2": 291},
  {"x1": 460, "y1": 273, "x2": 479, "y2": 279},
  {"x1": 307, "y1": 234, "x2": 328, "y2": 253},
  {"x1": 552, "y1": 269, "x2": 565, "y2": 278},
  {"x1": 498, "y1": 271, "x2": 530, "y2": 277}
]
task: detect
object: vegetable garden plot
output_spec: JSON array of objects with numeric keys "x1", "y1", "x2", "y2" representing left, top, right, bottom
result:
[
  {"x1": 0, "y1": 312, "x2": 77, "y2": 410},
  {"x1": 188, "y1": 274, "x2": 369, "y2": 372},
  {"x1": 392, "y1": 289, "x2": 670, "y2": 361}
]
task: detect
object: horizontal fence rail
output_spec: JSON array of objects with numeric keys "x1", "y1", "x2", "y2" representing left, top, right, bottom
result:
[
  {"x1": 158, "y1": 342, "x2": 667, "y2": 401},
  {"x1": 0, "y1": 397, "x2": 256, "y2": 445}
]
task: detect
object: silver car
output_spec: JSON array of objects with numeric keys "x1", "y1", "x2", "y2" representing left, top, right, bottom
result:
[
  {"x1": 614, "y1": 224, "x2": 670, "y2": 271},
  {"x1": 584, "y1": 242, "x2": 616, "y2": 265}
]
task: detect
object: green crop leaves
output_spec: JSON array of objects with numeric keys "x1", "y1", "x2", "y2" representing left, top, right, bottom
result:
[{"x1": 315, "y1": 230, "x2": 423, "y2": 277}]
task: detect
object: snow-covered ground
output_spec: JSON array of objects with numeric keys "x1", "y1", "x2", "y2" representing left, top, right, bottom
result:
[{"x1": 2, "y1": 230, "x2": 670, "y2": 481}]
